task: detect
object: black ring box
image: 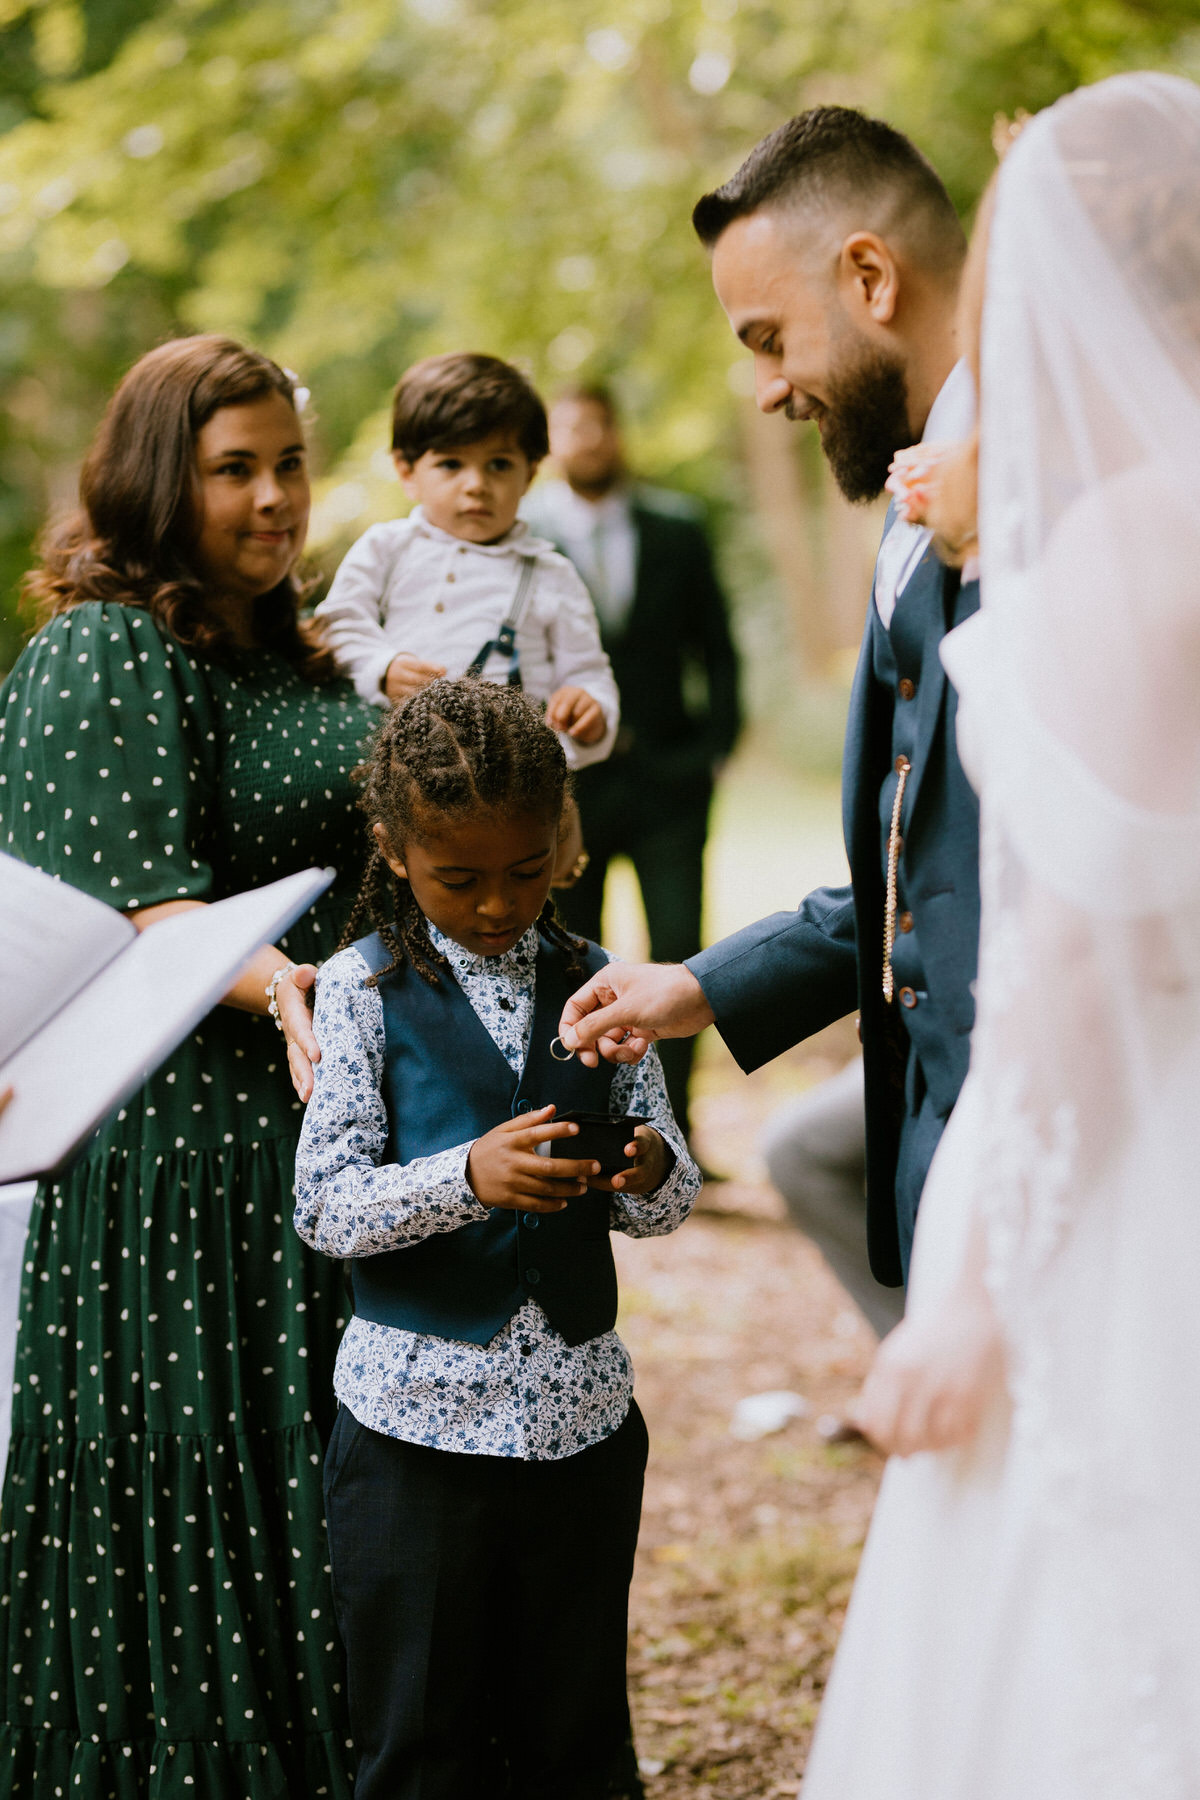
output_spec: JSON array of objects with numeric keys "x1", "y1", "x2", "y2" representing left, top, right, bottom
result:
[{"x1": 534, "y1": 1110, "x2": 648, "y2": 1177}]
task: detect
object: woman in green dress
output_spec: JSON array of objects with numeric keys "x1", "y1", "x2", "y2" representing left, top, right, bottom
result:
[{"x1": 0, "y1": 335, "x2": 377, "y2": 1796}]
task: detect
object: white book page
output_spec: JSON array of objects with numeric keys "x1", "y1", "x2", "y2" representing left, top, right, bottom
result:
[
  {"x1": 0, "y1": 866, "x2": 333, "y2": 1185},
  {"x1": 0, "y1": 853, "x2": 135, "y2": 1067}
]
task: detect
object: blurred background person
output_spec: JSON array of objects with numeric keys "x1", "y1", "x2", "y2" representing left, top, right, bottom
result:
[
  {"x1": 762, "y1": 1059, "x2": 903, "y2": 1340},
  {"x1": 526, "y1": 386, "x2": 742, "y2": 1161}
]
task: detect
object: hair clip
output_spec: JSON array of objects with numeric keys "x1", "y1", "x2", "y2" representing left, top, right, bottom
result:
[
  {"x1": 283, "y1": 366, "x2": 312, "y2": 414},
  {"x1": 549, "y1": 1036, "x2": 575, "y2": 1062}
]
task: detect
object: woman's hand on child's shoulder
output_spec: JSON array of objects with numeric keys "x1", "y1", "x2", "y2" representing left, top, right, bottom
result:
[
  {"x1": 590, "y1": 1125, "x2": 670, "y2": 1198},
  {"x1": 466, "y1": 1104, "x2": 600, "y2": 1213}
]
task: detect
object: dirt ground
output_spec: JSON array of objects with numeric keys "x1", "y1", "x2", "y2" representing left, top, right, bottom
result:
[{"x1": 618, "y1": 1022, "x2": 884, "y2": 1798}]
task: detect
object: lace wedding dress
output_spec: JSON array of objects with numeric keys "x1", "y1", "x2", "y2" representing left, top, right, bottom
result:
[{"x1": 801, "y1": 72, "x2": 1200, "y2": 1800}]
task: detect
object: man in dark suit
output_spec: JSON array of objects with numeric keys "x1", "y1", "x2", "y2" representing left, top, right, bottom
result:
[
  {"x1": 558, "y1": 106, "x2": 978, "y2": 1294},
  {"x1": 526, "y1": 389, "x2": 741, "y2": 1147}
]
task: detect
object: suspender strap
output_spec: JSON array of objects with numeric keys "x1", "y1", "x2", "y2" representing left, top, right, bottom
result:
[{"x1": 465, "y1": 554, "x2": 539, "y2": 687}]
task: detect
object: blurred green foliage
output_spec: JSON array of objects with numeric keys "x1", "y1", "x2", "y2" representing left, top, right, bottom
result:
[{"x1": 0, "y1": 0, "x2": 1197, "y2": 674}]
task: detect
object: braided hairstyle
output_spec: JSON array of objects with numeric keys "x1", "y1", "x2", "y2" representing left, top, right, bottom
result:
[{"x1": 339, "y1": 678, "x2": 586, "y2": 986}]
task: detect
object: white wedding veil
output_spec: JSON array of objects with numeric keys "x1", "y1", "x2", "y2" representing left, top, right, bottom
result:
[
  {"x1": 941, "y1": 69, "x2": 1200, "y2": 1245},
  {"x1": 954, "y1": 72, "x2": 1200, "y2": 898},
  {"x1": 930, "y1": 70, "x2": 1200, "y2": 1791}
]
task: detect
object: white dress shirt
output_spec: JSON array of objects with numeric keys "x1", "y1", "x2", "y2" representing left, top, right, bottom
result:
[
  {"x1": 524, "y1": 481, "x2": 638, "y2": 635},
  {"x1": 314, "y1": 507, "x2": 620, "y2": 769},
  {"x1": 873, "y1": 360, "x2": 977, "y2": 629}
]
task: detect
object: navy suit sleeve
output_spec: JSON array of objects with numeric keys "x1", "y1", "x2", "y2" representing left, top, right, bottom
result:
[{"x1": 685, "y1": 884, "x2": 859, "y2": 1074}]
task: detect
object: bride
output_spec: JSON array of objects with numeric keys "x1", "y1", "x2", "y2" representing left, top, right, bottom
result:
[{"x1": 800, "y1": 72, "x2": 1200, "y2": 1800}]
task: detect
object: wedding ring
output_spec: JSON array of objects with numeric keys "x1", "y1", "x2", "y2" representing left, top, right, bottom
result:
[{"x1": 549, "y1": 1036, "x2": 575, "y2": 1062}]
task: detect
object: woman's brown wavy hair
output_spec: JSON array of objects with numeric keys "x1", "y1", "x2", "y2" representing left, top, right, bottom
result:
[{"x1": 26, "y1": 332, "x2": 337, "y2": 680}]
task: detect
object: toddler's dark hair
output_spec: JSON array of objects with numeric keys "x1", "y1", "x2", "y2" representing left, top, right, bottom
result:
[
  {"x1": 339, "y1": 678, "x2": 584, "y2": 986},
  {"x1": 391, "y1": 353, "x2": 550, "y2": 465}
]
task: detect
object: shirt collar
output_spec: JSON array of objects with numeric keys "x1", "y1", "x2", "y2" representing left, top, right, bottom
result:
[
  {"x1": 921, "y1": 358, "x2": 977, "y2": 443},
  {"x1": 408, "y1": 504, "x2": 533, "y2": 556},
  {"x1": 542, "y1": 481, "x2": 632, "y2": 531},
  {"x1": 427, "y1": 918, "x2": 541, "y2": 980}
]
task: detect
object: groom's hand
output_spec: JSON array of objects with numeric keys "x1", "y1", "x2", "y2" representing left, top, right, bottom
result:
[{"x1": 558, "y1": 962, "x2": 716, "y2": 1068}]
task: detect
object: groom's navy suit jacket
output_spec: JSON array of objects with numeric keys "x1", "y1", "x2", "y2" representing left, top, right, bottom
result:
[{"x1": 688, "y1": 542, "x2": 981, "y2": 1286}]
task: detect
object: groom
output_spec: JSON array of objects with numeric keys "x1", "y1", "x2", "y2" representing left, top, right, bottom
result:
[{"x1": 560, "y1": 106, "x2": 979, "y2": 1290}]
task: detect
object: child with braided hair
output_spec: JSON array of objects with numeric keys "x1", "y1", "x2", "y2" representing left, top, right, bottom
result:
[{"x1": 295, "y1": 678, "x2": 699, "y2": 1800}]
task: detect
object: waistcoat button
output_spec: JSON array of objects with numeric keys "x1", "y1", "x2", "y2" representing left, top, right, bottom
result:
[
  {"x1": 525, "y1": 1267, "x2": 541, "y2": 1284},
  {"x1": 898, "y1": 676, "x2": 917, "y2": 700},
  {"x1": 898, "y1": 986, "x2": 917, "y2": 1009}
]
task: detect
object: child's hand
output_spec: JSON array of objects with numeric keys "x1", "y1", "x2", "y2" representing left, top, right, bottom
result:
[
  {"x1": 546, "y1": 685, "x2": 606, "y2": 745},
  {"x1": 589, "y1": 1125, "x2": 670, "y2": 1197},
  {"x1": 466, "y1": 1104, "x2": 601, "y2": 1213},
  {"x1": 384, "y1": 652, "x2": 446, "y2": 703}
]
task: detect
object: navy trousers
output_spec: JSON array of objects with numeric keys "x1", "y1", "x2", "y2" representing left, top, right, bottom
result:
[{"x1": 325, "y1": 1401, "x2": 649, "y2": 1800}]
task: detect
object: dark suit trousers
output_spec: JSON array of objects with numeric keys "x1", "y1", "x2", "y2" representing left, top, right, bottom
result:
[
  {"x1": 324, "y1": 1401, "x2": 649, "y2": 1800},
  {"x1": 560, "y1": 758, "x2": 712, "y2": 1138}
]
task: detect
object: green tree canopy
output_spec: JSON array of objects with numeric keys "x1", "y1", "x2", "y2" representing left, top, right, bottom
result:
[{"x1": 1, "y1": 0, "x2": 1196, "y2": 675}]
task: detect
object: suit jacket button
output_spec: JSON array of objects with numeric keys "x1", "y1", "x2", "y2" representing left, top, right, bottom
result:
[
  {"x1": 898, "y1": 986, "x2": 917, "y2": 1009},
  {"x1": 898, "y1": 677, "x2": 916, "y2": 700},
  {"x1": 523, "y1": 1213, "x2": 540, "y2": 1230},
  {"x1": 898, "y1": 911, "x2": 914, "y2": 934},
  {"x1": 526, "y1": 1267, "x2": 541, "y2": 1284},
  {"x1": 516, "y1": 1099, "x2": 533, "y2": 1113}
]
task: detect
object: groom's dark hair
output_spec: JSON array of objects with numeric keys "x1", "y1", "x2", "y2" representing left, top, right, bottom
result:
[{"x1": 692, "y1": 106, "x2": 965, "y2": 276}]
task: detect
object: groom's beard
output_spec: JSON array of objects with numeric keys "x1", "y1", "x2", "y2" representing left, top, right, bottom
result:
[{"x1": 790, "y1": 331, "x2": 914, "y2": 503}]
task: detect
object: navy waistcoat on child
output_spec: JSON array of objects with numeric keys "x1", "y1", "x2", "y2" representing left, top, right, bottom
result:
[{"x1": 351, "y1": 928, "x2": 620, "y2": 1347}]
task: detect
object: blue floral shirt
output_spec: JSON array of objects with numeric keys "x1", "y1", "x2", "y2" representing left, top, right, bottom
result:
[{"x1": 295, "y1": 921, "x2": 699, "y2": 1460}]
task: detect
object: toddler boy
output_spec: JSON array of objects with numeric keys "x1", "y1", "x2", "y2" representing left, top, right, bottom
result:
[{"x1": 316, "y1": 352, "x2": 619, "y2": 769}]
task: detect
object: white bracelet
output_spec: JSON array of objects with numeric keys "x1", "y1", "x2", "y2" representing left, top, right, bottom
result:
[{"x1": 265, "y1": 962, "x2": 298, "y2": 1031}]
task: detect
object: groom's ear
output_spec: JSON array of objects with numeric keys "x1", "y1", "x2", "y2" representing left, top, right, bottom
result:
[{"x1": 838, "y1": 231, "x2": 900, "y2": 327}]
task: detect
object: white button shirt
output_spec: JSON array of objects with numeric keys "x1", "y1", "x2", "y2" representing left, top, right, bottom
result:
[
  {"x1": 873, "y1": 360, "x2": 977, "y2": 629},
  {"x1": 525, "y1": 481, "x2": 638, "y2": 635},
  {"x1": 315, "y1": 508, "x2": 620, "y2": 769}
]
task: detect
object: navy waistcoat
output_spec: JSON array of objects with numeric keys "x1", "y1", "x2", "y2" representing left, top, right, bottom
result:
[{"x1": 351, "y1": 929, "x2": 620, "y2": 1348}]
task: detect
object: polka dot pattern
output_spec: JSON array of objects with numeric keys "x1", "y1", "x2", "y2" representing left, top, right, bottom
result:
[{"x1": 0, "y1": 603, "x2": 375, "y2": 1795}]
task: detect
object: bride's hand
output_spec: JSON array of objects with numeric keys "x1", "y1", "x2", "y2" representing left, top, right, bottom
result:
[{"x1": 849, "y1": 1285, "x2": 1006, "y2": 1457}]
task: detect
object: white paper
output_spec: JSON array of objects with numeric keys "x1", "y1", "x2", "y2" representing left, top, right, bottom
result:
[
  {"x1": 0, "y1": 866, "x2": 333, "y2": 1184},
  {"x1": 0, "y1": 853, "x2": 134, "y2": 1066}
]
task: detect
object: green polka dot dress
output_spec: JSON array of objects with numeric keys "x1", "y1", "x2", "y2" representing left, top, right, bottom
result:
[{"x1": 0, "y1": 602, "x2": 378, "y2": 1797}]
